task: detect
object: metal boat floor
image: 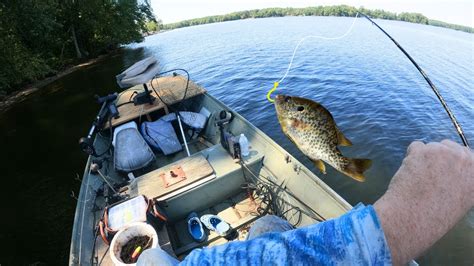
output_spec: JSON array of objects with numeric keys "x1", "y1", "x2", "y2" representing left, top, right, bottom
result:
[
  {"x1": 91, "y1": 190, "x2": 263, "y2": 265},
  {"x1": 168, "y1": 191, "x2": 264, "y2": 258}
]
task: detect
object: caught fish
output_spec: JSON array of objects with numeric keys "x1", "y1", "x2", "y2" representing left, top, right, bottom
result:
[{"x1": 274, "y1": 95, "x2": 371, "y2": 182}]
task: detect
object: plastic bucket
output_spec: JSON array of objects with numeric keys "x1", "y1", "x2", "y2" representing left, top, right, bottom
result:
[{"x1": 110, "y1": 222, "x2": 159, "y2": 265}]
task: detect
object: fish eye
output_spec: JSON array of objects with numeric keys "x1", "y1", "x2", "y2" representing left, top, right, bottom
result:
[
  {"x1": 297, "y1": 106, "x2": 304, "y2": 112},
  {"x1": 284, "y1": 96, "x2": 291, "y2": 103}
]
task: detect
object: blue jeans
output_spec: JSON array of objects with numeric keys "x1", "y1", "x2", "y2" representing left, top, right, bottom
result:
[{"x1": 247, "y1": 215, "x2": 294, "y2": 240}]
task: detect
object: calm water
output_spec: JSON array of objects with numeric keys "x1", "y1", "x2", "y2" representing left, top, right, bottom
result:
[{"x1": 0, "y1": 17, "x2": 473, "y2": 265}]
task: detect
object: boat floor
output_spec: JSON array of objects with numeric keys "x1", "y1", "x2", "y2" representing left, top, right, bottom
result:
[
  {"x1": 171, "y1": 191, "x2": 264, "y2": 258},
  {"x1": 93, "y1": 190, "x2": 264, "y2": 265}
]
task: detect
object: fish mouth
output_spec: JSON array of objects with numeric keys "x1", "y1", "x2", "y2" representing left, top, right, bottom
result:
[
  {"x1": 274, "y1": 95, "x2": 285, "y2": 116},
  {"x1": 274, "y1": 94, "x2": 288, "y2": 106},
  {"x1": 275, "y1": 94, "x2": 284, "y2": 103},
  {"x1": 274, "y1": 95, "x2": 288, "y2": 133},
  {"x1": 274, "y1": 94, "x2": 288, "y2": 114}
]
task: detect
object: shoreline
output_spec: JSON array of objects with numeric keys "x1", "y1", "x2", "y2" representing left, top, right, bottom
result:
[
  {"x1": 161, "y1": 7, "x2": 473, "y2": 34},
  {"x1": 0, "y1": 50, "x2": 120, "y2": 113}
]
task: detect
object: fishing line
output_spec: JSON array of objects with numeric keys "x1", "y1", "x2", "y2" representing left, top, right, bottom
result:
[
  {"x1": 266, "y1": 12, "x2": 469, "y2": 147},
  {"x1": 266, "y1": 13, "x2": 360, "y2": 102}
]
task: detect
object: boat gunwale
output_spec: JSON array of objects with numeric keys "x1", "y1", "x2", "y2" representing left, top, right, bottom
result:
[{"x1": 69, "y1": 155, "x2": 93, "y2": 265}]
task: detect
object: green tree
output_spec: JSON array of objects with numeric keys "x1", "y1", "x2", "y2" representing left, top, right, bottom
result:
[
  {"x1": 0, "y1": 0, "x2": 155, "y2": 95},
  {"x1": 161, "y1": 5, "x2": 472, "y2": 35}
]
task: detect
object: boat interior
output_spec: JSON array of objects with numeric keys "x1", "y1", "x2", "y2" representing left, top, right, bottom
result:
[{"x1": 70, "y1": 68, "x2": 351, "y2": 265}]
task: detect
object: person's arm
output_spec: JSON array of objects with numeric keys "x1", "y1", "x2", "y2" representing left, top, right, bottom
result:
[
  {"x1": 374, "y1": 140, "x2": 474, "y2": 265},
  {"x1": 181, "y1": 204, "x2": 391, "y2": 265}
]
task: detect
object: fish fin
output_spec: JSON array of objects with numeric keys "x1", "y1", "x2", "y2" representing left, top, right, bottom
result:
[
  {"x1": 336, "y1": 127, "x2": 352, "y2": 146},
  {"x1": 343, "y1": 158, "x2": 372, "y2": 182},
  {"x1": 312, "y1": 159, "x2": 326, "y2": 174}
]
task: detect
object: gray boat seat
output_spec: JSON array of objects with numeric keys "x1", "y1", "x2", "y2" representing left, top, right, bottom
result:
[
  {"x1": 141, "y1": 119, "x2": 183, "y2": 155},
  {"x1": 115, "y1": 56, "x2": 160, "y2": 88},
  {"x1": 162, "y1": 111, "x2": 208, "y2": 130},
  {"x1": 113, "y1": 121, "x2": 155, "y2": 172},
  {"x1": 140, "y1": 111, "x2": 208, "y2": 155}
]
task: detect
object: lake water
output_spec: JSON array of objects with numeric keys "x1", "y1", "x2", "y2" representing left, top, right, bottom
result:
[{"x1": 0, "y1": 17, "x2": 472, "y2": 265}]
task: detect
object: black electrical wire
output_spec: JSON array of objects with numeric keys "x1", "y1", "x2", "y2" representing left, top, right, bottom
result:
[
  {"x1": 90, "y1": 211, "x2": 99, "y2": 265},
  {"x1": 98, "y1": 248, "x2": 109, "y2": 265},
  {"x1": 359, "y1": 12, "x2": 470, "y2": 148},
  {"x1": 90, "y1": 208, "x2": 107, "y2": 265},
  {"x1": 116, "y1": 101, "x2": 134, "y2": 108},
  {"x1": 113, "y1": 89, "x2": 138, "y2": 112},
  {"x1": 281, "y1": 205, "x2": 303, "y2": 226},
  {"x1": 250, "y1": 169, "x2": 325, "y2": 222},
  {"x1": 129, "y1": 91, "x2": 138, "y2": 102},
  {"x1": 115, "y1": 88, "x2": 141, "y2": 105},
  {"x1": 239, "y1": 159, "x2": 325, "y2": 225},
  {"x1": 251, "y1": 176, "x2": 317, "y2": 226},
  {"x1": 95, "y1": 117, "x2": 113, "y2": 157}
]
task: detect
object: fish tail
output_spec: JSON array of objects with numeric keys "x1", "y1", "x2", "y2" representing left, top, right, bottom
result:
[{"x1": 343, "y1": 158, "x2": 372, "y2": 182}]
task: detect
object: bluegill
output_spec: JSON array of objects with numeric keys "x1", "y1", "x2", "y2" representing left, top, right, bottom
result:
[{"x1": 274, "y1": 95, "x2": 371, "y2": 182}]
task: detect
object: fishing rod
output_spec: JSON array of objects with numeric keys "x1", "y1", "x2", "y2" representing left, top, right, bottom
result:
[{"x1": 359, "y1": 12, "x2": 470, "y2": 148}]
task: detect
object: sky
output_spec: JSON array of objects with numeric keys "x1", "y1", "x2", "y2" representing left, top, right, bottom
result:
[{"x1": 150, "y1": 0, "x2": 474, "y2": 27}]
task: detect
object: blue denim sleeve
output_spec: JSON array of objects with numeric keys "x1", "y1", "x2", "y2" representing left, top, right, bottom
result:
[{"x1": 180, "y1": 204, "x2": 392, "y2": 266}]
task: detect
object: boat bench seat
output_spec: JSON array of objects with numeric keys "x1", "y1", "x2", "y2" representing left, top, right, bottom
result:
[
  {"x1": 128, "y1": 144, "x2": 264, "y2": 221},
  {"x1": 164, "y1": 145, "x2": 264, "y2": 221},
  {"x1": 129, "y1": 152, "x2": 216, "y2": 200}
]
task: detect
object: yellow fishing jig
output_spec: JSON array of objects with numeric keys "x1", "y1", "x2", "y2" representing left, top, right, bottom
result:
[{"x1": 266, "y1": 82, "x2": 279, "y2": 103}]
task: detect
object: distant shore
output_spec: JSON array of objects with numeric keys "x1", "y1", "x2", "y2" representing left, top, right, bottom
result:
[{"x1": 161, "y1": 5, "x2": 473, "y2": 34}]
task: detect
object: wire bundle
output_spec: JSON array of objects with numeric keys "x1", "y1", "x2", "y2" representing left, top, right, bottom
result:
[{"x1": 239, "y1": 161, "x2": 325, "y2": 227}]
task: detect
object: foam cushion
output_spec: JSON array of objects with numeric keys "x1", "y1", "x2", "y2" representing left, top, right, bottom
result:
[
  {"x1": 114, "y1": 126, "x2": 155, "y2": 172},
  {"x1": 140, "y1": 120, "x2": 182, "y2": 155}
]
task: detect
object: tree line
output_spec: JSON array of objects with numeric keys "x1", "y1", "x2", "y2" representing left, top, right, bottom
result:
[
  {"x1": 0, "y1": 0, "x2": 156, "y2": 96},
  {"x1": 162, "y1": 5, "x2": 473, "y2": 34}
]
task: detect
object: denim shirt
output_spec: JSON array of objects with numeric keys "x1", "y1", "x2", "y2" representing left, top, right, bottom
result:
[{"x1": 181, "y1": 204, "x2": 392, "y2": 265}]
